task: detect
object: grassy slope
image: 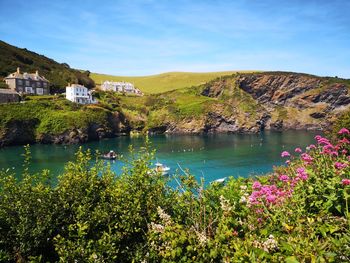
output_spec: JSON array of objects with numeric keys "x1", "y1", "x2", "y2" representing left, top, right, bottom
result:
[{"x1": 91, "y1": 71, "x2": 258, "y2": 94}]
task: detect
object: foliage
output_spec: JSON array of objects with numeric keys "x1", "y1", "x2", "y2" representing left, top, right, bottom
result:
[
  {"x1": 0, "y1": 40, "x2": 95, "y2": 93},
  {"x1": 1, "y1": 131, "x2": 350, "y2": 261},
  {"x1": 0, "y1": 98, "x2": 115, "y2": 143}
]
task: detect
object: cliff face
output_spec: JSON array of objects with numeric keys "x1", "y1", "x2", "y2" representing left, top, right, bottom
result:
[{"x1": 160, "y1": 73, "x2": 350, "y2": 134}]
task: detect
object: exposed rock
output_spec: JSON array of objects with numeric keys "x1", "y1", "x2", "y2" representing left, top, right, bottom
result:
[
  {"x1": 0, "y1": 119, "x2": 39, "y2": 147},
  {"x1": 237, "y1": 73, "x2": 322, "y2": 106},
  {"x1": 310, "y1": 112, "x2": 326, "y2": 119}
]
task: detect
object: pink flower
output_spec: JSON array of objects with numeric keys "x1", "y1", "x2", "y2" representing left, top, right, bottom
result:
[
  {"x1": 338, "y1": 138, "x2": 350, "y2": 144},
  {"x1": 315, "y1": 135, "x2": 322, "y2": 140},
  {"x1": 252, "y1": 181, "x2": 262, "y2": 190},
  {"x1": 338, "y1": 128, "x2": 350, "y2": 135},
  {"x1": 281, "y1": 151, "x2": 290, "y2": 158},
  {"x1": 278, "y1": 174, "x2": 290, "y2": 182},
  {"x1": 335, "y1": 162, "x2": 348, "y2": 170},
  {"x1": 309, "y1": 144, "x2": 316, "y2": 149},
  {"x1": 296, "y1": 167, "x2": 308, "y2": 181},
  {"x1": 285, "y1": 160, "x2": 291, "y2": 165},
  {"x1": 266, "y1": 194, "x2": 277, "y2": 204},
  {"x1": 306, "y1": 144, "x2": 316, "y2": 151},
  {"x1": 342, "y1": 179, "x2": 350, "y2": 185},
  {"x1": 301, "y1": 153, "x2": 313, "y2": 164},
  {"x1": 295, "y1": 147, "x2": 302, "y2": 153}
]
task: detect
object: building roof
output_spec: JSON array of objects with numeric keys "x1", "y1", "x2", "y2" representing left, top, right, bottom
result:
[
  {"x1": 0, "y1": 89, "x2": 20, "y2": 95},
  {"x1": 5, "y1": 68, "x2": 49, "y2": 82}
]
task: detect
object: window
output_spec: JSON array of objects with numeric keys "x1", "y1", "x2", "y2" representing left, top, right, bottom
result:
[
  {"x1": 37, "y1": 82, "x2": 41, "y2": 87},
  {"x1": 18, "y1": 80, "x2": 23, "y2": 85},
  {"x1": 25, "y1": 80, "x2": 30, "y2": 85},
  {"x1": 43, "y1": 82, "x2": 47, "y2": 88},
  {"x1": 36, "y1": 88, "x2": 43, "y2": 95},
  {"x1": 25, "y1": 87, "x2": 33, "y2": 94}
]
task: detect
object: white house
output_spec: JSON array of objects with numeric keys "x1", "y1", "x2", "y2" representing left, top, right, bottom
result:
[
  {"x1": 66, "y1": 84, "x2": 97, "y2": 104},
  {"x1": 101, "y1": 81, "x2": 143, "y2": 95}
]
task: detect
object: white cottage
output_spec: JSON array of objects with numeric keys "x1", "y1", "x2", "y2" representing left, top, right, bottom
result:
[
  {"x1": 66, "y1": 84, "x2": 96, "y2": 104},
  {"x1": 101, "y1": 81, "x2": 143, "y2": 95}
]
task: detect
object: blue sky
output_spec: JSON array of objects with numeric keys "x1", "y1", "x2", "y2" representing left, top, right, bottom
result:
[{"x1": 0, "y1": 0, "x2": 349, "y2": 77}]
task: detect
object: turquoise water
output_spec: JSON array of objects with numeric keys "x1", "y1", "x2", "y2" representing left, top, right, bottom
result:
[{"x1": 0, "y1": 131, "x2": 320, "y2": 185}]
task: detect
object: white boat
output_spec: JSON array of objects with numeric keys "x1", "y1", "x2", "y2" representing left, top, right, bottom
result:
[
  {"x1": 154, "y1": 162, "x2": 170, "y2": 176},
  {"x1": 212, "y1": 177, "x2": 227, "y2": 184},
  {"x1": 101, "y1": 150, "x2": 117, "y2": 160}
]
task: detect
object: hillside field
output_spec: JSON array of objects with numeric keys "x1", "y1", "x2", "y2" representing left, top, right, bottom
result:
[{"x1": 91, "y1": 71, "x2": 259, "y2": 94}]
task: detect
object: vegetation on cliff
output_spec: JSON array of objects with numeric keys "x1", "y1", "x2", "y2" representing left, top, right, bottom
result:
[
  {"x1": 0, "y1": 40, "x2": 95, "y2": 93},
  {"x1": 0, "y1": 130, "x2": 349, "y2": 262},
  {"x1": 0, "y1": 97, "x2": 122, "y2": 147}
]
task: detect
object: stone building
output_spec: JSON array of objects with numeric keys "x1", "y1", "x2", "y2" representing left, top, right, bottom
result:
[
  {"x1": 4, "y1": 67, "x2": 50, "y2": 95},
  {"x1": 0, "y1": 89, "x2": 20, "y2": 104}
]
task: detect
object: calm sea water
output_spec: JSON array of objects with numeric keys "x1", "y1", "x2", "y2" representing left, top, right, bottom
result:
[{"x1": 0, "y1": 131, "x2": 320, "y2": 185}]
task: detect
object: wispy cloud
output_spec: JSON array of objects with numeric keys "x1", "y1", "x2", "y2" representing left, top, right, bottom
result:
[{"x1": 0, "y1": 0, "x2": 349, "y2": 77}]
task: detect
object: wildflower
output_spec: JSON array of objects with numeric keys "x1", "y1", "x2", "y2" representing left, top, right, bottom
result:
[
  {"x1": 252, "y1": 181, "x2": 262, "y2": 190},
  {"x1": 240, "y1": 196, "x2": 247, "y2": 204},
  {"x1": 278, "y1": 174, "x2": 289, "y2": 182},
  {"x1": 281, "y1": 151, "x2": 290, "y2": 158},
  {"x1": 335, "y1": 162, "x2": 348, "y2": 170},
  {"x1": 295, "y1": 147, "x2": 302, "y2": 153},
  {"x1": 338, "y1": 128, "x2": 350, "y2": 135},
  {"x1": 338, "y1": 138, "x2": 350, "y2": 145},
  {"x1": 232, "y1": 230, "x2": 239, "y2": 236},
  {"x1": 157, "y1": 207, "x2": 172, "y2": 226},
  {"x1": 266, "y1": 194, "x2": 277, "y2": 204},
  {"x1": 240, "y1": 185, "x2": 247, "y2": 191},
  {"x1": 308, "y1": 144, "x2": 316, "y2": 149},
  {"x1": 196, "y1": 231, "x2": 208, "y2": 246},
  {"x1": 220, "y1": 195, "x2": 232, "y2": 213},
  {"x1": 296, "y1": 167, "x2": 308, "y2": 180},
  {"x1": 149, "y1": 222, "x2": 165, "y2": 233},
  {"x1": 301, "y1": 153, "x2": 313, "y2": 164},
  {"x1": 285, "y1": 160, "x2": 290, "y2": 165},
  {"x1": 262, "y1": 235, "x2": 279, "y2": 252},
  {"x1": 342, "y1": 179, "x2": 350, "y2": 185}
]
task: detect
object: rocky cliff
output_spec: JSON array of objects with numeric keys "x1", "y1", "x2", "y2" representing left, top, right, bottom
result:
[{"x1": 155, "y1": 72, "x2": 350, "y2": 134}]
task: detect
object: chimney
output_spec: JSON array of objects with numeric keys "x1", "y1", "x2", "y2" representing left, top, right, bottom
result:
[
  {"x1": 35, "y1": 70, "x2": 39, "y2": 76},
  {"x1": 17, "y1": 67, "x2": 20, "y2": 74}
]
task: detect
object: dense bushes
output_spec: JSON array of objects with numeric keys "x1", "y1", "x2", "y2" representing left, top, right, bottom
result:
[
  {"x1": 0, "y1": 99, "x2": 117, "y2": 146},
  {"x1": 0, "y1": 130, "x2": 350, "y2": 262}
]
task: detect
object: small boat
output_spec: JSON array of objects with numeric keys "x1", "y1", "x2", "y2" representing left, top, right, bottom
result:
[
  {"x1": 212, "y1": 177, "x2": 227, "y2": 184},
  {"x1": 154, "y1": 162, "x2": 170, "y2": 176},
  {"x1": 101, "y1": 150, "x2": 117, "y2": 160}
]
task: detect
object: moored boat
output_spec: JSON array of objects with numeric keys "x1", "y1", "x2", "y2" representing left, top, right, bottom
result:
[
  {"x1": 154, "y1": 162, "x2": 170, "y2": 175},
  {"x1": 101, "y1": 150, "x2": 117, "y2": 160}
]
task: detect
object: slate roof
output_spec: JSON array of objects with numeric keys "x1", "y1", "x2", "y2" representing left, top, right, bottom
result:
[{"x1": 0, "y1": 88, "x2": 20, "y2": 95}]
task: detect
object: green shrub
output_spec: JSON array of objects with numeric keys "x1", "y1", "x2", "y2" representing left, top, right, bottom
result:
[{"x1": 1, "y1": 131, "x2": 350, "y2": 261}]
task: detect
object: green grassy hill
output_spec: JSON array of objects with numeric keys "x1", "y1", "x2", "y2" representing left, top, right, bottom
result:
[
  {"x1": 0, "y1": 40, "x2": 95, "y2": 93},
  {"x1": 91, "y1": 71, "x2": 258, "y2": 94}
]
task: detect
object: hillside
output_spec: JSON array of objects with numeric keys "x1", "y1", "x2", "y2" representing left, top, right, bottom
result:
[
  {"x1": 112, "y1": 72, "x2": 350, "y2": 134},
  {"x1": 0, "y1": 40, "x2": 95, "y2": 93},
  {"x1": 91, "y1": 71, "x2": 258, "y2": 94}
]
